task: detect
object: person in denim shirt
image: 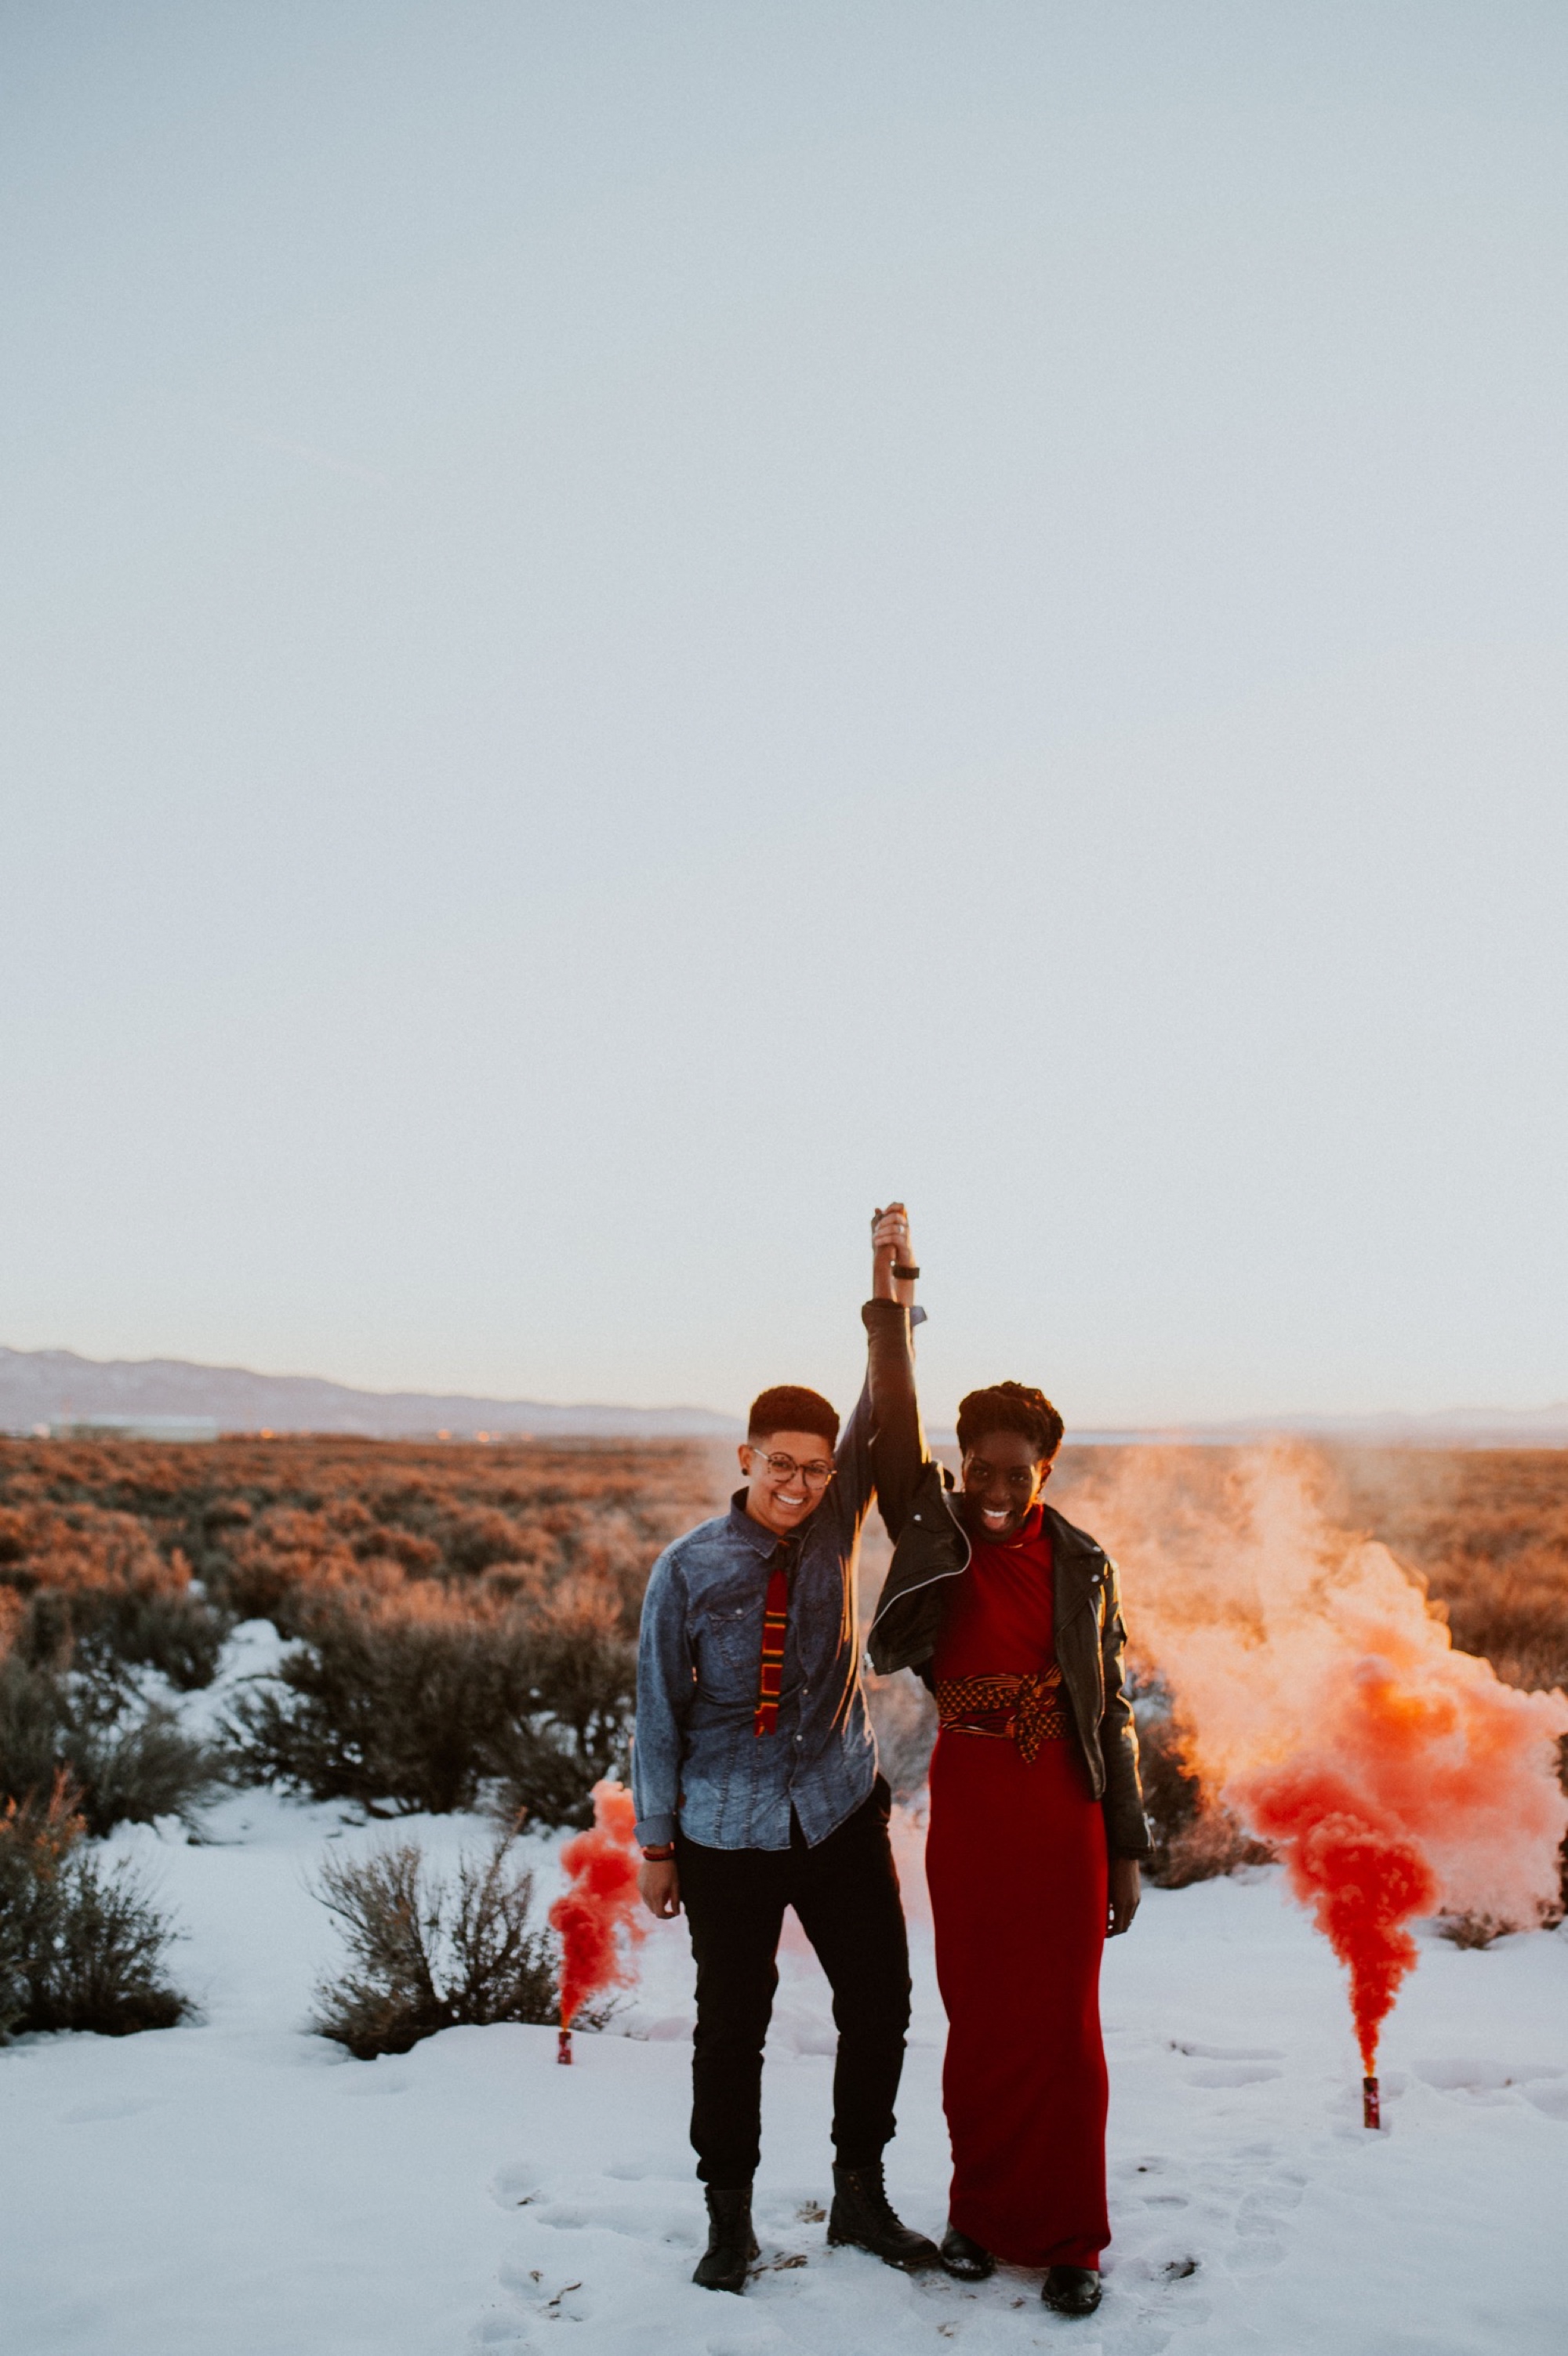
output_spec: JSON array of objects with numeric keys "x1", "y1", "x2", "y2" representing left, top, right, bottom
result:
[{"x1": 633, "y1": 1207, "x2": 938, "y2": 2294}]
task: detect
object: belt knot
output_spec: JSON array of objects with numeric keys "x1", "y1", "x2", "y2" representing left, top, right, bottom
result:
[{"x1": 935, "y1": 1666, "x2": 1069, "y2": 1762}]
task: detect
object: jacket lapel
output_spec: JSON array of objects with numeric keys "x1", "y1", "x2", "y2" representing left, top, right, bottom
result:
[
  {"x1": 1049, "y1": 1506, "x2": 1102, "y2": 1630},
  {"x1": 1047, "y1": 1508, "x2": 1105, "y2": 1754}
]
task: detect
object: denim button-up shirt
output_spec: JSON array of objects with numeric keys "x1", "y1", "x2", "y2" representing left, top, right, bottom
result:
[{"x1": 632, "y1": 1301, "x2": 916, "y2": 1852}]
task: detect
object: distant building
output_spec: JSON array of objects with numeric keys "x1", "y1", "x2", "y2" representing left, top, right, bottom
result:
[{"x1": 48, "y1": 1414, "x2": 220, "y2": 1443}]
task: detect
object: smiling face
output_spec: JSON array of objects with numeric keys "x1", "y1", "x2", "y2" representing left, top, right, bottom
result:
[
  {"x1": 739, "y1": 1429, "x2": 837, "y2": 1537},
  {"x1": 960, "y1": 1426, "x2": 1053, "y2": 1543}
]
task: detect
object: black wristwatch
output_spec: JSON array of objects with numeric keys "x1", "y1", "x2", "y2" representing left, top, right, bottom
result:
[{"x1": 892, "y1": 1262, "x2": 920, "y2": 1280}]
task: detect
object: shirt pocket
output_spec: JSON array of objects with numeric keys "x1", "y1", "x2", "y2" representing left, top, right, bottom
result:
[{"x1": 695, "y1": 1599, "x2": 760, "y2": 1693}]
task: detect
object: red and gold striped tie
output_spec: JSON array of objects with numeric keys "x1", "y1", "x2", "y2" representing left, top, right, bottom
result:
[{"x1": 754, "y1": 1550, "x2": 790, "y2": 1737}]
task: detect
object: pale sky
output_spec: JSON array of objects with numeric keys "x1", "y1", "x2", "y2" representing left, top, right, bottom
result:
[{"x1": 5, "y1": 2, "x2": 1567, "y2": 1428}]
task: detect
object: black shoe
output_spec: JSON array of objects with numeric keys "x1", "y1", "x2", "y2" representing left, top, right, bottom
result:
[
  {"x1": 1042, "y1": 2265, "x2": 1102, "y2": 2317},
  {"x1": 939, "y1": 2223, "x2": 995, "y2": 2281},
  {"x1": 826, "y1": 2162, "x2": 941, "y2": 2271},
  {"x1": 692, "y1": 2186, "x2": 759, "y2": 2293}
]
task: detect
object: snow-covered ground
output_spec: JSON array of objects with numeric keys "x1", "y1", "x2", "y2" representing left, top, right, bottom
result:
[{"x1": 3, "y1": 1632, "x2": 1566, "y2": 2355}]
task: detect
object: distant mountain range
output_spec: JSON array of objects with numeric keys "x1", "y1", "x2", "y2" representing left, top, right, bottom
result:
[
  {"x1": 2, "y1": 1343, "x2": 1564, "y2": 1447},
  {"x1": 1209, "y1": 1404, "x2": 1568, "y2": 1443},
  {"x1": 0, "y1": 1345, "x2": 741, "y2": 1440},
  {"x1": 1068, "y1": 1406, "x2": 1568, "y2": 1447}
]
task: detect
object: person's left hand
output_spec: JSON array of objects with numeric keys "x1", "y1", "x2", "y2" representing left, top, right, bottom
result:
[
  {"x1": 871, "y1": 1203, "x2": 913, "y2": 1301},
  {"x1": 638, "y1": 1858, "x2": 681, "y2": 1919},
  {"x1": 1108, "y1": 1856, "x2": 1142, "y2": 1937}
]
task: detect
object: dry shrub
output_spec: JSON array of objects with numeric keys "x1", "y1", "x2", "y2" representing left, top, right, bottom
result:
[
  {"x1": 0, "y1": 1521, "x2": 219, "y2": 1842},
  {"x1": 1435, "y1": 1911, "x2": 1512, "y2": 1950},
  {"x1": 481, "y1": 1592, "x2": 639, "y2": 1828},
  {"x1": 227, "y1": 1584, "x2": 636, "y2": 1825},
  {"x1": 0, "y1": 1776, "x2": 188, "y2": 2039},
  {"x1": 310, "y1": 1831, "x2": 557, "y2": 2057},
  {"x1": 229, "y1": 1601, "x2": 503, "y2": 1817},
  {"x1": 1133, "y1": 1708, "x2": 1274, "y2": 1888},
  {"x1": 0, "y1": 1654, "x2": 218, "y2": 1836},
  {"x1": 0, "y1": 1435, "x2": 713, "y2": 1639},
  {"x1": 0, "y1": 1500, "x2": 227, "y2": 1688},
  {"x1": 2, "y1": 1435, "x2": 713, "y2": 1831},
  {"x1": 1323, "y1": 1448, "x2": 1568, "y2": 1695}
]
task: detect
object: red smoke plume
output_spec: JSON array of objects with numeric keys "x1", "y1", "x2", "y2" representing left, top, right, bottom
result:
[
  {"x1": 550, "y1": 1778, "x2": 646, "y2": 2030},
  {"x1": 1241, "y1": 1762, "x2": 1439, "y2": 2071},
  {"x1": 1060, "y1": 1449, "x2": 1568, "y2": 2075}
]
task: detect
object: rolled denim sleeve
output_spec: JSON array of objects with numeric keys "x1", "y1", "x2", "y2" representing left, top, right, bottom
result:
[{"x1": 631, "y1": 1545, "x2": 695, "y2": 1847}]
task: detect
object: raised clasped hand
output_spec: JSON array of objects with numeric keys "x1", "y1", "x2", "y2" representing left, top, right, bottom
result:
[{"x1": 871, "y1": 1201, "x2": 913, "y2": 1299}]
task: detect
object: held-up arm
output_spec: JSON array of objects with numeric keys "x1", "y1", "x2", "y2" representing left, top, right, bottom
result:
[
  {"x1": 866, "y1": 1203, "x2": 928, "y2": 1543},
  {"x1": 833, "y1": 1203, "x2": 925, "y2": 1541}
]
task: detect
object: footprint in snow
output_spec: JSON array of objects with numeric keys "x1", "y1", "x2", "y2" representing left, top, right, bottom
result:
[
  {"x1": 1171, "y1": 2038, "x2": 1285, "y2": 2090},
  {"x1": 60, "y1": 2096, "x2": 158, "y2": 2125},
  {"x1": 1116, "y1": 2141, "x2": 1305, "y2": 2302},
  {"x1": 603, "y1": 2154, "x2": 693, "y2": 2182},
  {"x1": 1227, "y1": 2175, "x2": 1305, "y2": 2274},
  {"x1": 1171, "y1": 2041, "x2": 1286, "y2": 2060},
  {"x1": 1415, "y1": 2057, "x2": 1567, "y2": 2115},
  {"x1": 1214, "y1": 2145, "x2": 1305, "y2": 2278},
  {"x1": 468, "y1": 2311, "x2": 532, "y2": 2350},
  {"x1": 491, "y1": 2165, "x2": 542, "y2": 2209}
]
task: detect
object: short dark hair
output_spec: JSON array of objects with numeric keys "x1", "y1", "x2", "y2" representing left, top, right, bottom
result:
[
  {"x1": 956, "y1": 1381, "x2": 1064, "y2": 1464},
  {"x1": 747, "y1": 1385, "x2": 840, "y2": 1450}
]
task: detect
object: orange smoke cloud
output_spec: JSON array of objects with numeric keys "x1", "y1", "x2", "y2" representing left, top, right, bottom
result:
[
  {"x1": 1063, "y1": 1448, "x2": 1568, "y2": 2070},
  {"x1": 550, "y1": 1778, "x2": 646, "y2": 2030}
]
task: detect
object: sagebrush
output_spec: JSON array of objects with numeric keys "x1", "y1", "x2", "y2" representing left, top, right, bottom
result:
[
  {"x1": 0, "y1": 1653, "x2": 218, "y2": 1835},
  {"x1": 310, "y1": 1831, "x2": 559, "y2": 2058},
  {"x1": 227, "y1": 1591, "x2": 634, "y2": 1824},
  {"x1": 1133, "y1": 1707, "x2": 1275, "y2": 1887},
  {"x1": 0, "y1": 1776, "x2": 189, "y2": 2039},
  {"x1": 0, "y1": 1435, "x2": 713, "y2": 1642},
  {"x1": 0, "y1": 1494, "x2": 227, "y2": 1689},
  {"x1": 4, "y1": 1433, "x2": 713, "y2": 1828},
  {"x1": 1325, "y1": 1447, "x2": 1568, "y2": 1694}
]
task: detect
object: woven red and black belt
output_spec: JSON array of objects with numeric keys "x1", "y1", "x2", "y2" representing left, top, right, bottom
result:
[{"x1": 935, "y1": 1666, "x2": 1069, "y2": 1762}]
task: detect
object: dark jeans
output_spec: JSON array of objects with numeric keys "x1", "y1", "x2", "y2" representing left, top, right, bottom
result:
[{"x1": 677, "y1": 1777, "x2": 912, "y2": 2189}]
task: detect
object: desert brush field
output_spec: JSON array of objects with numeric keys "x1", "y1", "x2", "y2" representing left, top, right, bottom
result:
[{"x1": 2, "y1": 1435, "x2": 1566, "y2": 2354}]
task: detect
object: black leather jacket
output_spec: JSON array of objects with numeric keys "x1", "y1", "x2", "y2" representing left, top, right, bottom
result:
[{"x1": 862, "y1": 1302, "x2": 1150, "y2": 1860}]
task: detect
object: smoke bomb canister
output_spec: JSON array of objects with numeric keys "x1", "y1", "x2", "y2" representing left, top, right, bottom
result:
[
  {"x1": 1362, "y1": 2074, "x2": 1380, "y2": 2129},
  {"x1": 557, "y1": 2027, "x2": 573, "y2": 2066}
]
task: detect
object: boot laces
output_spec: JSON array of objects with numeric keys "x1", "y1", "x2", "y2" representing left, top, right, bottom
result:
[{"x1": 848, "y1": 2165, "x2": 897, "y2": 2226}]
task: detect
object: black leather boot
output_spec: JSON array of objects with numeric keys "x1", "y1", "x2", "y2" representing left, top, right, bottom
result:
[
  {"x1": 1042, "y1": 2264, "x2": 1102, "y2": 2316},
  {"x1": 939, "y1": 2223, "x2": 995, "y2": 2281},
  {"x1": 691, "y1": 2186, "x2": 759, "y2": 2293},
  {"x1": 826, "y1": 2162, "x2": 941, "y2": 2271}
]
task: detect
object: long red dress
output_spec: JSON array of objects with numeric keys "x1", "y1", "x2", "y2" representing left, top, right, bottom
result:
[{"x1": 924, "y1": 1505, "x2": 1110, "y2": 2269}]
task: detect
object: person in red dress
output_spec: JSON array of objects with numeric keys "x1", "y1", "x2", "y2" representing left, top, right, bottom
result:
[{"x1": 866, "y1": 1223, "x2": 1149, "y2": 2321}]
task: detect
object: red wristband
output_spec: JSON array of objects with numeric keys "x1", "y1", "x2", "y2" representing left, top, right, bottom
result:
[{"x1": 641, "y1": 1843, "x2": 676, "y2": 1863}]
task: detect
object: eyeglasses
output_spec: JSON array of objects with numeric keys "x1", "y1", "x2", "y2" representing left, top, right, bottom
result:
[{"x1": 746, "y1": 1447, "x2": 837, "y2": 1490}]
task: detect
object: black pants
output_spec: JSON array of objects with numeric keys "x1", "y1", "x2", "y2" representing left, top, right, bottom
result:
[{"x1": 677, "y1": 1779, "x2": 912, "y2": 2189}]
